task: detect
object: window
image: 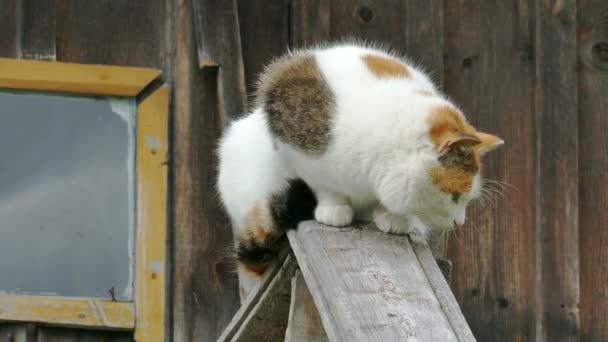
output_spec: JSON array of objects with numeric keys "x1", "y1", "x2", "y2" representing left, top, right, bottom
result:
[{"x1": 0, "y1": 59, "x2": 168, "y2": 341}]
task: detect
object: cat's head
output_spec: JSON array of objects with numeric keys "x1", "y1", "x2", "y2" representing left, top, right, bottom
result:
[{"x1": 376, "y1": 102, "x2": 503, "y2": 235}]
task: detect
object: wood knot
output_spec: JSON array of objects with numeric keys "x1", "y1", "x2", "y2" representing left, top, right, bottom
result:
[
  {"x1": 357, "y1": 5, "x2": 374, "y2": 23},
  {"x1": 592, "y1": 42, "x2": 608, "y2": 62}
]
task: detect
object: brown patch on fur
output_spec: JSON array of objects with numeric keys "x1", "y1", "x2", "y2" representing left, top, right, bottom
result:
[
  {"x1": 259, "y1": 54, "x2": 335, "y2": 154},
  {"x1": 362, "y1": 54, "x2": 411, "y2": 79},
  {"x1": 430, "y1": 167, "x2": 474, "y2": 194}
]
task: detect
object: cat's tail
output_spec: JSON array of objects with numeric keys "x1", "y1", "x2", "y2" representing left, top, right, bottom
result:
[{"x1": 236, "y1": 178, "x2": 316, "y2": 277}]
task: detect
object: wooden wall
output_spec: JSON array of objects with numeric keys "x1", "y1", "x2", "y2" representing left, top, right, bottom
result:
[{"x1": 0, "y1": 0, "x2": 606, "y2": 341}]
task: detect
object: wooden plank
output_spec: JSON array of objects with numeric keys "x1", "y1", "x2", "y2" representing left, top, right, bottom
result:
[
  {"x1": 22, "y1": 0, "x2": 56, "y2": 60},
  {"x1": 217, "y1": 248, "x2": 289, "y2": 342},
  {"x1": 410, "y1": 236, "x2": 476, "y2": 341},
  {"x1": 443, "y1": 1, "x2": 537, "y2": 341},
  {"x1": 0, "y1": 294, "x2": 134, "y2": 330},
  {"x1": 36, "y1": 327, "x2": 132, "y2": 341},
  {"x1": 285, "y1": 270, "x2": 329, "y2": 342},
  {"x1": 535, "y1": 1, "x2": 580, "y2": 341},
  {"x1": 237, "y1": 0, "x2": 290, "y2": 99},
  {"x1": 288, "y1": 222, "x2": 462, "y2": 342},
  {"x1": 191, "y1": 0, "x2": 247, "y2": 119},
  {"x1": 0, "y1": 324, "x2": 37, "y2": 342},
  {"x1": 55, "y1": 0, "x2": 164, "y2": 69},
  {"x1": 578, "y1": 1, "x2": 608, "y2": 341},
  {"x1": 289, "y1": 0, "x2": 330, "y2": 48},
  {"x1": 0, "y1": 58, "x2": 160, "y2": 96},
  {"x1": 135, "y1": 85, "x2": 169, "y2": 342},
  {"x1": 230, "y1": 254, "x2": 297, "y2": 342},
  {"x1": 171, "y1": 0, "x2": 240, "y2": 340},
  {"x1": 328, "y1": 0, "x2": 443, "y2": 76},
  {"x1": 0, "y1": 0, "x2": 18, "y2": 58}
]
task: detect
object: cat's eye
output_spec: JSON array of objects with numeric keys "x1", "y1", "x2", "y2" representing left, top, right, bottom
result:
[
  {"x1": 452, "y1": 192, "x2": 461, "y2": 203},
  {"x1": 0, "y1": 58, "x2": 168, "y2": 339}
]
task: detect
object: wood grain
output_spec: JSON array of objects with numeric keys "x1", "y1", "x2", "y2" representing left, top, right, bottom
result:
[
  {"x1": 22, "y1": 0, "x2": 56, "y2": 60},
  {"x1": 0, "y1": 0, "x2": 18, "y2": 58},
  {"x1": 217, "y1": 249, "x2": 289, "y2": 342},
  {"x1": 289, "y1": 0, "x2": 330, "y2": 48},
  {"x1": 135, "y1": 85, "x2": 170, "y2": 342},
  {"x1": 288, "y1": 222, "x2": 465, "y2": 342},
  {"x1": 171, "y1": 0, "x2": 240, "y2": 340},
  {"x1": 237, "y1": 0, "x2": 290, "y2": 103},
  {"x1": 410, "y1": 236, "x2": 476, "y2": 341},
  {"x1": 444, "y1": 1, "x2": 538, "y2": 341},
  {"x1": 55, "y1": 0, "x2": 164, "y2": 68},
  {"x1": 0, "y1": 58, "x2": 160, "y2": 96},
  {"x1": 285, "y1": 270, "x2": 329, "y2": 342},
  {"x1": 578, "y1": 1, "x2": 608, "y2": 341},
  {"x1": 535, "y1": 1, "x2": 580, "y2": 340},
  {"x1": 0, "y1": 294, "x2": 134, "y2": 330},
  {"x1": 191, "y1": 0, "x2": 247, "y2": 119},
  {"x1": 230, "y1": 255, "x2": 297, "y2": 341}
]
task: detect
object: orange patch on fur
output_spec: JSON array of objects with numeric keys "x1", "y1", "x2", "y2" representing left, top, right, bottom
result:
[
  {"x1": 243, "y1": 205, "x2": 273, "y2": 242},
  {"x1": 430, "y1": 167, "x2": 474, "y2": 194},
  {"x1": 427, "y1": 105, "x2": 476, "y2": 148},
  {"x1": 242, "y1": 262, "x2": 269, "y2": 278},
  {"x1": 362, "y1": 54, "x2": 411, "y2": 79}
]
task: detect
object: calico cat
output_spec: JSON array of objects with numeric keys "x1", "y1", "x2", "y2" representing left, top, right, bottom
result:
[{"x1": 217, "y1": 43, "x2": 504, "y2": 300}]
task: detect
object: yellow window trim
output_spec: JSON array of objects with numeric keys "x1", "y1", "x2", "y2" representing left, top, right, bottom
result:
[
  {"x1": 0, "y1": 294, "x2": 135, "y2": 330},
  {"x1": 0, "y1": 59, "x2": 168, "y2": 341},
  {"x1": 0, "y1": 58, "x2": 160, "y2": 96}
]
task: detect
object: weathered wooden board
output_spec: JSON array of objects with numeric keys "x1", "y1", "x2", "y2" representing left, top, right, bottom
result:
[
  {"x1": 191, "y1": 0, "x2": 247, "y2": 119},
  {"x1": 289, "y1": 0, "x2": 330, "y2": 48},
  {"x1": 217, "y1": 249, "x2": 290, "y2": 341},
  {"x1": 288, "y1": 222, "x2": 471, "y2": 342},
  {"x1": 410, "y1": 236, "x2": 476, "y2": 341},
  {"x1": 578, "y1": 1, "x2": 608, "y2": 340},
  {"x1": 0, "y1": 0, "x2": 18, "y2": 59},
  {"x1": 0, "y1": 294, "x2": 134, "y2": 330},
  {"x1": 22, "y1": 0, "x2": 56, "y2": 60},
  {"x1": 237, "y1": 0, "x2": 290, "y2": 100},
  {"x1": 171, "y1": 0, "x2": 240, "y2": 341},
  {"x1": 443, "y1": 1, "x2": 538, "y2": 341},
  {"x1": 229, "y1": 255, "x2": 297, "y2": 341},
  {"x1": 285, "y1": 270, "x2": 329, "y2": 342},
  {"x1": 55, "y1": 0, "x2": 164, "y2": 68},
  {"x1": 535, "y1": 1, "x2": 580, "y2": 340}
]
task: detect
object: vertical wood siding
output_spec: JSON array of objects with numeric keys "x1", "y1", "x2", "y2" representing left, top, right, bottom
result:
[{"x1": 0, "y1": 1, "x2": 606, "y2": 341}]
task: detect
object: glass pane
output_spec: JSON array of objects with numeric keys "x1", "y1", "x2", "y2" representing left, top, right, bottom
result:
[{"x1": 0, "y1": 90, "x2": 135, "y2": 301}]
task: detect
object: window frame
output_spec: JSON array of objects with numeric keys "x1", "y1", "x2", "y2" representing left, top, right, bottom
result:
[{"x1": 0, "y1": 58, "x2": 168, "y2": 340}]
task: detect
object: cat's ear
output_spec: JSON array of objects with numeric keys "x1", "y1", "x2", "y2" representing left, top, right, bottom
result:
[
  {"x1": 439, "y1": 132, "x2": 481, "y2": 154},
  {"x1": 473, "y1": 132, "x2": 504, "y2": 156}
]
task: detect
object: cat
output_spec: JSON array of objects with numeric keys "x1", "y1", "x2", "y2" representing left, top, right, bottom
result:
[{"x1": 217, "y1": 42, "x2": 504, "y2": 300}]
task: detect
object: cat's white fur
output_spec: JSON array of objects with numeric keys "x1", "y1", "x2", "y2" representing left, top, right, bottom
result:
[{"x1": 218, "y1": 44, "x2": 484, "y2": 298}]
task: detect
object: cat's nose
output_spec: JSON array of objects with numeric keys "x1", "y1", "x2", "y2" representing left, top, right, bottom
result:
[{"x1": 454, "y1": 210, "x2": 466, "y2": 226}]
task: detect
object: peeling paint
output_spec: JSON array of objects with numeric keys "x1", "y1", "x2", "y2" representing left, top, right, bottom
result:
[{"x1": 145, "y1": 135, "x2": 162, "y2": 150}]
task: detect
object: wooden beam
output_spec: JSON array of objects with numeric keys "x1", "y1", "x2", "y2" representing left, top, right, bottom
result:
[
  {"x1": 191, "y1": 0, "x2": 247, "y2": 119},
  {"x1": 285, "y1": 270, "x2": 328, "y2": 342},
  {"x1": 0, "y1": 294, "x2": 134, "y2": 330},
  {"x1": 135, "y1": 85, "x2": 170, "y2": 342},
  {"x1": 219, "y1": 254, "x2": 297, "y2": 342},
  {"x1": 288, "y1": 222, "x2": 474, "y2": 341},
  {"x1": 0, "y1": 58, "x2": 160, "y2": 96}
]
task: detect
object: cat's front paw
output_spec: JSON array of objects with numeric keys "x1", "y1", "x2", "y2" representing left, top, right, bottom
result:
[
  {"x1": 373, "y1": 207, "x2": 413, "y2": 235},
  {"x1": 315, "y1": 204, "x2": 354, "y2": 227}
]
